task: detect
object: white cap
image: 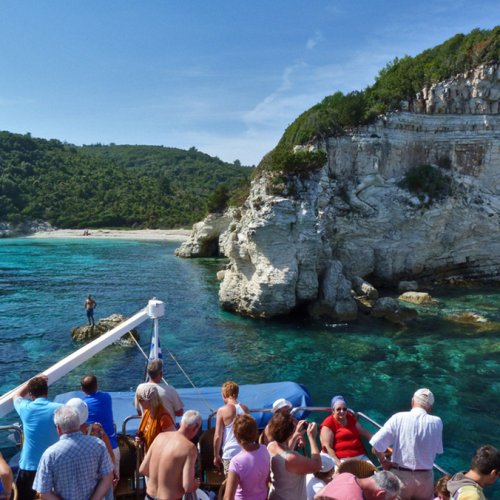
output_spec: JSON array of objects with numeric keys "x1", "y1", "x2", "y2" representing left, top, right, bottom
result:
[
  {"x1": 319, "y1": 452, "x2": 335, "y2": 472},
  {"x1": 413, "y1": 388, "x2": 435, "y2": 408},
  {"x1": 272, "y1": 398, "x2": 293, "y2": 413},
  {"x1": 66, "y1": 397, "x2": 89, "y2": 425}
]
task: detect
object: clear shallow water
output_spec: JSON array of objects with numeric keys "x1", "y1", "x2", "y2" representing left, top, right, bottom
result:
[{"x1": 0, "y1": 238, "x2": 499, "y2": 494}]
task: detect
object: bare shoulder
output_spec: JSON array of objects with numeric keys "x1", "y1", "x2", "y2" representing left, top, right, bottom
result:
[
  {"x1": 219, "y1": 403, "x2": 236, "y2": 418},
  {"x1": 240, "y1": 403, "x2": 250, "y2": 413},
  {"x1": 267, "y1": 441, "x2": 278, "y2": 455}
]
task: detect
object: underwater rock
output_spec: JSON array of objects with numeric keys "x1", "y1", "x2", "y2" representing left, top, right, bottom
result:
[
  {"x1": 71, "y1": 314, "x2": 140, "y2": 345},
  {"x1": 371, "y1": 297, "x2": 417, "y2": 324},
  {"x1": 398, "y1": 291, "x2": 435, "y2": 304},
  {"x1": 447, "y1": 311, "x2": 488, "y2": 324}
]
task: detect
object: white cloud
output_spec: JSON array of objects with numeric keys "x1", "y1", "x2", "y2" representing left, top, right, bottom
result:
[{"x1": 306, "y1": 30, "x2": 324, "y2": 50}]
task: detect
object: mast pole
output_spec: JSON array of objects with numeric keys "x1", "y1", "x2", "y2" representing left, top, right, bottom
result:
[{"x1": 0, "y1": 299, "x2": 165, "y2": 418}]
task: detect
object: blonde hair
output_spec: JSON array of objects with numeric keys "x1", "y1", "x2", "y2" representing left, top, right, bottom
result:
[
  {"x1": 135, "y1": 383, "x2": 162, "y2": 417},
  {"x1": 222, "y1": 381, "x2": 239, "y2": 399}
]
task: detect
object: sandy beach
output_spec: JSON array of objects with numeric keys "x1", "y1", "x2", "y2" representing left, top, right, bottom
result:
[{"x1": 25, "y1": 228, "x2": 191, "y2": 241}]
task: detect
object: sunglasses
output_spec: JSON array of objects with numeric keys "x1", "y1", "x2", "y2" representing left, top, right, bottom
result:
[{"x1": 334, "y1": 407, "x2": 347, "y2": 412}]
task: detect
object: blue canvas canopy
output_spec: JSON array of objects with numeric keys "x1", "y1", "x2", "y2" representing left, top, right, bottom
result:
[{"x1": 55, "y1": 380, "x2": 311, "y2": 435}]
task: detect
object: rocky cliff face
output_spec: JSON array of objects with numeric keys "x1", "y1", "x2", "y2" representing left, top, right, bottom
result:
[
  {"x1": 184, "y1": 63, "x2": 500, "y2": 320},
  {"x1": 175, "y1": 209, "x2": 237, "y2": 258}
]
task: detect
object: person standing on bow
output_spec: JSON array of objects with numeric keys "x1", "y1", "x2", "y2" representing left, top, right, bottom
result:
[
  {"x1": 84, "y1": 294, "x2": 97, "y2": 326},
  {"x1": 370, "y1": 388, "x2": 443, "y2": 500},
  {"x1": 213, "y1": 381, "x2": 249, "y2": 475},
  {"x1": 320, "y1": 395, "x2": 373, "y2": 469}
]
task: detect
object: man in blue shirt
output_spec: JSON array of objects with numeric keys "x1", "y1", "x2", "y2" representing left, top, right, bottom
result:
[
  {"x1": 81, "y1": 374, "x2": 120, "y2": 487},
  {"x1": 33, "y1": 405, "x2": 114, "y2": 500},
  {"x1": 13, "y1": 375, "x2": 63, "y2": 500}
]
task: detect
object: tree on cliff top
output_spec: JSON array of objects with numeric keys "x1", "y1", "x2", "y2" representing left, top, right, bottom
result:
[{"x1": 261, "y1": 26, "x2": 499, "y2": 174}]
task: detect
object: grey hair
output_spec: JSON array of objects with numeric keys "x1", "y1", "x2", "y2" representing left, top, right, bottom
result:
[
  {"x1": 373, "y1": 471, "x2": 403, "y2": 499},
  {"x1": 181, "y1": 410, "x2": 202, "y2": 429},
  {"x1": 147, "y1": 359, "x2": 163, "y2": 379},
  {"x1": 54, "y1": 406, "x2": 81, "y2": 433}
]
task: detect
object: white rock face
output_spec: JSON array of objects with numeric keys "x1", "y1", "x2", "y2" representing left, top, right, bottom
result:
[
  {"x1": 218, "y1": 63, "x2": 500, "y2": 319},
  {"x1": 411, "y1": 62, "x2": 499, "y2": 114},
  {"x1": 175, "y1": 209, "x2": 237, "y2": 258}
]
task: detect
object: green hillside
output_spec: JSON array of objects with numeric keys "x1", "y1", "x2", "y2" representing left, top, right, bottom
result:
[
  {"x1": 263, "y1": 26, "x2": 499, "y2": 174},
  {"x1": 0, "y1": 132, "x2": 252, "y2": 229}
]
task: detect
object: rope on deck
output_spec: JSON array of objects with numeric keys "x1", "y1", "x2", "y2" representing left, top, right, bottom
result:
[{"x1": 128, "y1": 331, "x2": 214, "y2": 414}]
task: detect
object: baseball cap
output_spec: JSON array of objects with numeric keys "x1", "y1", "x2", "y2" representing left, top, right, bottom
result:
[
  {"x1": 413, "y1": 388, "x2": 435, "y2": 408},
  {"x1": 66, "y1": 397, "x2": 89, "y2": 425},
  {"x1": 272, "y1": 398, "x2": 293, "y2": 413},
  {"x1": 319, "y1": 452, "x2": 335, "y2": 472}
]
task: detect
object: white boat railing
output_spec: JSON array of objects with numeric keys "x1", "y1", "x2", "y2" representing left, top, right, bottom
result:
[
  {"x1": 0, "y1": 299, "x2": 165, "y2": 419},
  {"x1": 291, "y1": 407, "x2": 450, "y2": 476}
]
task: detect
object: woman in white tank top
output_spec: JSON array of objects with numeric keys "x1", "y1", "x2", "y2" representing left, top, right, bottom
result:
[{"x1": 213, "y1": 381, "x2": 249, "y2": 475}]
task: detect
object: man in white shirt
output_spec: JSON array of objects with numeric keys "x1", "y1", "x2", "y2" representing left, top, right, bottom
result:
[
  {"x1": 369, "y1": 388, "x2": 443, "y2": 500},
  {"x1": 136, "y1": 359, "x2": 183, "y2": 423}
]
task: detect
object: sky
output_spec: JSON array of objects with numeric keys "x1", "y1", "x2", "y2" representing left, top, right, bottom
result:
[{"x1": 0, "y1": 1, "x2": 498, "y2": 166}]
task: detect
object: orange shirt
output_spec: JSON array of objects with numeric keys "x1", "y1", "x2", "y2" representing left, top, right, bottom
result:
[{"x1": 137, "y1": 405, "x2": 173, "y2": 450}]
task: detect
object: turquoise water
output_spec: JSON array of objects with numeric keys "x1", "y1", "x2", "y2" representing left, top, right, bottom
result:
[{"x1": 0, "y1": 238, "x2": 499, "y2": 494}]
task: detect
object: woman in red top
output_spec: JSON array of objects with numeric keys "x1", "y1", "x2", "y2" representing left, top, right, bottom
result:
[{"x1": 319, "y1": 395, "x2": 373, "y2": 468}]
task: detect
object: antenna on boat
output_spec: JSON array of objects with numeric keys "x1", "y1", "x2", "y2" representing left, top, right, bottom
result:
[
  {"x1": 147, "y1": 297, "x2": 165, "y2": 362},
  {"x1": 145, "y1": 298, "x2": 165, "y2": 381}
]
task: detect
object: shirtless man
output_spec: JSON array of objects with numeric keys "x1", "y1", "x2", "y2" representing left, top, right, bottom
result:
[
  {"x1": 139, "y1": 410, "x2": 202, "y2": 500},
  {"x1": 84, "y1": 294, "x2": 96, "y2": 326}
]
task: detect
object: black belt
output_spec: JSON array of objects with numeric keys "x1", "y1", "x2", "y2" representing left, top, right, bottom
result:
[
  {"x1": 392, "y1": 465, "x2": 432, "y2": 472},
  {"x1": 145, "y1": 494, "x2": 181, "y2": 500}
]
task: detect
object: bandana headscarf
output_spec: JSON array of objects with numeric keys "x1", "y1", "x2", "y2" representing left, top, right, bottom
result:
[{"x1": 331, "y1": 395, "x2": 347, "y2": 408}]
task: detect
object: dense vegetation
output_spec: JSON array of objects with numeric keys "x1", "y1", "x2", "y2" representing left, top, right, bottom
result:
[
  {"x1": 0, "y1": 132, "x2": 252, "y2": 229},
  {"x1": 398, "y1": 165, "x2": 453, "y2": 205},
  {"x1": 262, "y1": 27, "x2": 499, "y2": 174}
]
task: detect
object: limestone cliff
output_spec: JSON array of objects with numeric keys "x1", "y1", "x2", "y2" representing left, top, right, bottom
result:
[{"x1": 217, "y1": 63, "x2": 500, "y2": 319}]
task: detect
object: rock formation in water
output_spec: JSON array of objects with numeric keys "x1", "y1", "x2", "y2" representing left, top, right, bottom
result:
[
  {"x1": 179, "y1": 62, "x2": 500, "y2": 320},
  {"x1": 175, "y1": 209, "x2": 237, "y2": 258},
  {"x1": 71, "y1": 314, "x2": 140, "y2": 344}
]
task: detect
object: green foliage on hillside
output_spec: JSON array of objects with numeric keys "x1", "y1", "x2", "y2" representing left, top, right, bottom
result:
[
  {"x1": 0, "y1": 132, "x2": 253, "y2": 228},
  {"x1": 398, "y1": 165, "x2": 453, "y2": 205},
  {"x1": 263, "y1": 27, "x2": 499, "y2": 173}
]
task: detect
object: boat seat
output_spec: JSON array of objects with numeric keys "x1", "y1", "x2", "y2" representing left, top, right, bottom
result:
[
  {"x1": 115, "y1": 433, "x2": 145, "y2": 498},
  {"x1": 197, "y1": 428, "x2": 225, "y2": 491},
  {"x1": 337, "y1": 459, "x2": 378, "y2": 478}
]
